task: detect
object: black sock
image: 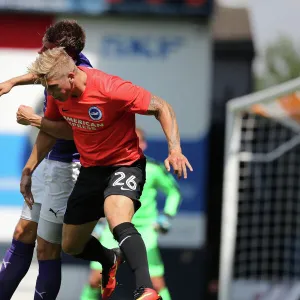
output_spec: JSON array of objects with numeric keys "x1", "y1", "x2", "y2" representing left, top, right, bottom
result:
[
  {"x1": 113, "y1": 222, "x2": 153, "y2": 289},
  {"x1": 74, "y1": 235, "x2": 115, "y2": 267}
]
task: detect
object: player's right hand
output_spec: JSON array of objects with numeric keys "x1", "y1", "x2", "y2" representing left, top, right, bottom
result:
[
  {"x1": 20, "y1": 172, "x2": 34, "y2": 209},
  {"x1": 92, "y1": 218, "x2": 107, "y2": 238},
  {"x1": 93, "y1": 221, "x2": 106, "y2": 238},
  {"x1": 0, "y1": 81, "x2": 14, "y2": 97},
  {"x1": 154, "y1": 214, "x2": 172, "y2": 234}
]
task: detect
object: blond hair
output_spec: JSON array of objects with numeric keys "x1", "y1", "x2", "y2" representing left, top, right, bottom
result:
[{"x1": 28, "y1": 47, "x2": 76, "y2": 85}]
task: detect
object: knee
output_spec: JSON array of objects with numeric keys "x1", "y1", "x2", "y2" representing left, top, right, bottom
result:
[
  {"x1": 37, "y1": 237, "x2": 61, "y2": 260},
  {"x1": 151, "y1": 277, "x2": 166, "y2": 293},
  {"x1": 13, "y1": 220, "x2": 37, "y2": 243},
  {"x1": 105, "y1": 195, "x2": 135, "y2": 229},
  {"x1": 61, "y1": 223, "x2": 94, "y2": 256},
  {"x1": 62, "y1": 239, "x2": 82, "y2": 256},
  {"x1": 89, "y1": 270, "x2": 102, "y2": 289}
]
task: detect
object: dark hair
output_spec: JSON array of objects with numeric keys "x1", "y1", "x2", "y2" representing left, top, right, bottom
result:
[{"x1": 43, "y1": 20, "x2": 86, "y2": 56}]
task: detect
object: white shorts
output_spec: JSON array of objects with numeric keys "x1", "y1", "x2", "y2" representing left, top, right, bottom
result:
[
  {"x1": 20, "y1": 159, "x2": 80, "y2": 243},
  {"x1": 32, "y1": 159, "x2": 47, "y2": 204},
  {"x1": 40, "y1": 159, "x2": 80, "y2": 224},
  {"x1": 20, "y1": 159, "x2": 47, "y2": 222}
]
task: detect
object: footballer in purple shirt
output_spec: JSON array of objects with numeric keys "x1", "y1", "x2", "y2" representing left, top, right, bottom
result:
[{"x1": 0, "y1": 20, "x2": 92, "y2": 300}]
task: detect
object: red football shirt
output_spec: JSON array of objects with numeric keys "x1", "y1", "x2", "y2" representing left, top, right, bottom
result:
[{"x1": 44, "y1": 67, "x2": 151, "y2": 167}]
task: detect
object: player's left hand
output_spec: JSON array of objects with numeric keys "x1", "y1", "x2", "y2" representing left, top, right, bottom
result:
[
  {"x1": 20, "y1": 172, "x2": 34, "y2": 210},
  {"x1": 16, "y1": 105, "x2": 35, "y2": 126},
  {"x1": 154, "y1": 214, "x2": 172, "y2": 234},
  {"x1": 164, "y1": 150, "x2": 193, "y2": 179}
]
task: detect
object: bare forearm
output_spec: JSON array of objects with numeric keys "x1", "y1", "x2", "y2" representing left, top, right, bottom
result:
[
  {"x1": 23, "y1": 131, "x2": 56, "y2": 175},
  {"x1": 41, "y1": 118, "x2": 73, "y2": 140},
  {"x1": 27, "y1": 115, "x2": 73, "y2": 140},
  {"x1": 9, "y1": 73, "x2": 37, "y2": 86},
  {"x1": 146, "y1": 95, "x2": 181, "y2": 153},
  {"x1": 158, "y1": 102, "x2": 181, "y2": 153}
]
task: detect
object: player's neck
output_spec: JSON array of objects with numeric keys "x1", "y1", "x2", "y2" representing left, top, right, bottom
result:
[{"x1": 71, "y1": 69, "x2": 87, "y2": 98}]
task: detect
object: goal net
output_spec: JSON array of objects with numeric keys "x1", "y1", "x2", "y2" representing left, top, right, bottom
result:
[{"x1": 219, "y1": 78, "x2": 300, "y2": 300}]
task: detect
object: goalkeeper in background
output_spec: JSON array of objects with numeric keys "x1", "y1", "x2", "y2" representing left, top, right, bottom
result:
[{"x1": 81, "y1": 128, "x2": 181, "y2": 300}]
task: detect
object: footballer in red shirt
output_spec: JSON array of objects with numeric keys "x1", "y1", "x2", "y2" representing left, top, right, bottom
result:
[
  {"x1": 45, "y1": 66, "x2": 151, "y2": 167},
  {"x1": 20, "y1": 47, "x2": 192, "y2": 300}
]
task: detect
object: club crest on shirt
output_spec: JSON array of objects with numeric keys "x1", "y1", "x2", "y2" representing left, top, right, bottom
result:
[{"x1": 88, "y1": 106, "x2": 102, "y2": 121}]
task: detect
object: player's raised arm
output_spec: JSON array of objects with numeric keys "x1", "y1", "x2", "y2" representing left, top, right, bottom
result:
[
  {"x1": 146, "y1": 94, "x2": 193, "y2": 179},
  {"x1": 0, "y1": 73, "x2": 38, "y2": 97},
  {"x1": 21, "y1": 131, "x2": 56, "y2": 209},
  {"x1": 16, "y1": 105, "x2": 73, "y2": 140}
]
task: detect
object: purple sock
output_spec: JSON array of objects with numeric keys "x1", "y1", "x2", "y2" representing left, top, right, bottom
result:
[
  {"x1": 34, "y1": 259, "x2": 61, "y2": 300},
  {"x1": 0, "y1": 238, "x2": 35, "y2": 299}
]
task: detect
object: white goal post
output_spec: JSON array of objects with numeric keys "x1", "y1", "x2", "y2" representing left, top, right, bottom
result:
[{"x1": 219, "y1": 77, "x2": 300, "y2": 300}]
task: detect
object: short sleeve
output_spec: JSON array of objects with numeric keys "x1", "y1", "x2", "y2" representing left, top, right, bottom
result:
[
  {"x1": 108, "y1": 76, "x2": 151, "y2": 114},
  {"x1": 44, "y1": 96, "x2": 64, "y2": 120}
]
